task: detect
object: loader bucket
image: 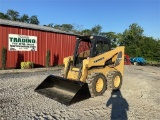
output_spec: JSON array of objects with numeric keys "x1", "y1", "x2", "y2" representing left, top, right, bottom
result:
[{"x1": 35, "y1": 75, "x2": 91, "y2": 105}]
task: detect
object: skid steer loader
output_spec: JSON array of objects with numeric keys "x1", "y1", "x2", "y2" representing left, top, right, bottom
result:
[{"x1": 35, "y1": 35, "x2": 124, "y2": 105}]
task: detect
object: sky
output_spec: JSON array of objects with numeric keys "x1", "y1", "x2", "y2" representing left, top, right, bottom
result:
[{"x1": 0, "y1": 0, "x2": 160, "y2": 39}]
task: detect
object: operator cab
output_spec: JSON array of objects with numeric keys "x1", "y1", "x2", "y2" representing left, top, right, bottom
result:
[{"x1": 73, "y1": 35, "x2": 111, "y2": 67}]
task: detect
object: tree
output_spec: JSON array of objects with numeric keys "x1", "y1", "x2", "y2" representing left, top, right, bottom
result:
[
  {"x1": 118, "y1": 23, "x2": 144, "y2": 57},
  {"x1": 53, "y1": 24, "x2": 62, "y2": 30},
  {"x1": 100, "y1": 32, "x2": 118, "y2": 48},
  {"x1": 141, "y1": 36, "x2": 159, "y2": 60},
  {"x1": 61, "y1": 24, "x2": 74, "y2": 32},
  {"x1": 81, "y1": 29, "x2": 92, "y2": 36},
  {"x1": 0, "y1": 12, "x2": 9, "y2": 19},
  {"x1": 29, "y1": 15, "x2": 39, "y2": 25},
  {"x1": 91, "y1": 25, "x2": 102, "y2": 35},
  {"x1": 156, "y1": 40, "x2": 160, "y2": 60},
  {"x1": 6, "y1": 9, "x2": 19, "y2": 21},
  {"x1": 117, "y1": 33, "x2": 124, "y2": 46},
  {"x1": 117, "y1": 23, "x2": 159, "y2": 61},
  {"x1": 72, "y1": 24, "x2": 84, "y2": 34},
  {"x1": 20, "y1": 14, "x2": 29, "y2": 23},
  {"x1": 120, "y1": 23, "x2": 143, "y2": 45},
  {"x1": 45, "y1": 23, "x2": 54, "y2": 27},
  {"x1": 1, "y1": 47, "x2": 7, "y2": 69},
  {"x1": 43, "y1": 23, "x2": 55, "y2": 27},
  {"x1": 52, "y1": 24, "x2": 74, "y2": 32}
]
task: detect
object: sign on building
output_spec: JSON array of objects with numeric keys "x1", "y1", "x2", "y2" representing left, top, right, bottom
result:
[{"x1": 8, "y1": 34, "x2": 37, "y2": 51}]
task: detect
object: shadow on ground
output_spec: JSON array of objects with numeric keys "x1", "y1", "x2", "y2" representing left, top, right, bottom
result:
[{"x1": 106, "y1": 90, "x2": 129, "y2": 120}]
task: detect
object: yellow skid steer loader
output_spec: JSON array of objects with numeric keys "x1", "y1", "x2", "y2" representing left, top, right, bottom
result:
[{"x1": 35, "y1": 36, "x2": 124, "y2": 105}]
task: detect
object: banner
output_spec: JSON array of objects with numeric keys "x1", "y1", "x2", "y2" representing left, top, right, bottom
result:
[{"x1": 8, "y1": 34, "x2": 37, "y2": 51}]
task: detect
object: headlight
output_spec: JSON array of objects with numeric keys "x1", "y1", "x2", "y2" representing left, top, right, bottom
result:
[{"x1": 90, "y1": 36, "x2": 94, "y2": 39}]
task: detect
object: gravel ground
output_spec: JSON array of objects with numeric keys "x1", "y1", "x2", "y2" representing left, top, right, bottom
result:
[{"x1": 0, "y1": 65, "x2": 160, "y2": 120}]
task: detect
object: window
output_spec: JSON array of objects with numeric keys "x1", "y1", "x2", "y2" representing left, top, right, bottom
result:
[{"x1": 94, "y1": 41, "x2": 110, "y2": 56}]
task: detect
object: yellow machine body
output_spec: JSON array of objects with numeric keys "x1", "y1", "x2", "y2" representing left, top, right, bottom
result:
[
  {"x1": 65, "y1": 46, "x2": 124, "y2": 82},
  {"x1": 35, "y1": 36, "x2": 124, "y2": 105}
]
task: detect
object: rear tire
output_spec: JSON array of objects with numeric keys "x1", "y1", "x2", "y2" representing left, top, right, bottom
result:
[
  {"x1": 86, "y1": 73, "x2": 107, "y2": 97},
  {"x1": 107, "y1": 71, "x2": 122, "y2": 91}
]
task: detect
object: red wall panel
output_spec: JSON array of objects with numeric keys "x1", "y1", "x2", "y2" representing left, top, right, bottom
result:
[{"x1": 0, "y1": 25, "x2": 76, "y2": 68}]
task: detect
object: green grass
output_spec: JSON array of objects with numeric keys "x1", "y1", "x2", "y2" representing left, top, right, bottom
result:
[{"x1": 146, "y1": 60, "x2": 159, "y2": 64}]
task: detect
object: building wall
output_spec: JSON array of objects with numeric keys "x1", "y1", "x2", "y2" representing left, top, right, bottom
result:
[{"x1": 0, "y1": 25, "x2": 76, "y2": 68}]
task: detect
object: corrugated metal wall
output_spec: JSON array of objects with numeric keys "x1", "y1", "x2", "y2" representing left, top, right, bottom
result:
[{"x1": 0, "y1": 25, "x2": 76, "y2": 68}]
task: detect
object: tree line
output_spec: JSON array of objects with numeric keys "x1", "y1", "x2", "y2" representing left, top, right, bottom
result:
[
  {"x1": 0, "y1": 9, "x2": 160, "y2": 61},
  {"x1": 0, "y1": 9, "x2": 39, "y2": 24}
]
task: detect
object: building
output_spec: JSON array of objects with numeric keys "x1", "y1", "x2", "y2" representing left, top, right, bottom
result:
[{"x1": 0, "y1": 19, "x2": 77, "y2": 68}]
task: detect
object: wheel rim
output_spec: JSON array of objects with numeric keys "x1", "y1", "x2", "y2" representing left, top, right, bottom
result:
[
  {"x1": 96, "y1": 78, "x2": 104, "y2": 92},
  {"x1": 114, "y1": 76, "x2": 120, "y2": 88}
]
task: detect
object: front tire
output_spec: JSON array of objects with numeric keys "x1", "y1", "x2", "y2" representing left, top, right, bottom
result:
[{"x1": 86, "y1": 73, "x2": 107, "y2": 97}]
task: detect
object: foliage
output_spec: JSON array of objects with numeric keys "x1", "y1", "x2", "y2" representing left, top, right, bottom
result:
[
  {"x1": 81, "y1": 29, "x2": 92, "y2": 36},
  {"x1": 91, "y1": 25, "x2": 102, "y2": 35},
  {"x1": 100, "y1": 32, "x2": 118, "y2": 48},
  {"x1": 46, "y1": 50, "x2": 50, "y2": 67},
  {"x1": 0, "y1": 12, "x2": 9, "y2": 19},
  {"x1": 53, "y1": 24, "x2": 62, "y2": 30},
  {"x1": 0, "y1": 9, "x2": 39, "y2": 24},
  {"x1": 117, "y1": 23, "x2": 159, "y2": 60},
  {"x1": 0, "y1": 9, "x2": 159, "y2": 61},
  {"x1": 20, "y1": 14, "x2": 29, "y2": 23},
  {"x1": 61, "y1": 24, "x2": 74, "y2": 32},
  {"x1": 44, "y1": 23, "x2": 54, "y2": 27},
  {"x1": 45, "y1": 23, "x2": 74, "y2": 32},
  {"x1": 21, "y1": 61, "x2": 34, "y2": 69},
  {"x1": 1, "y1": 47, "x2": 7, "y2": 70},
  {"x1": 6, "y1": 9, "x2": 20, "y2": 21},
  {"x1": 29, "y1": 15, "x2": 39, "y2": 25}
]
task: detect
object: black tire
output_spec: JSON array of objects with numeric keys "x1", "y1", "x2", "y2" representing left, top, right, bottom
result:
[
  {"x1": 86, "y1": 73, "x2": 107, "y2": 97},
  {"x1": 107, "y1": 71, "x2": 122, "y2": 91}
]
